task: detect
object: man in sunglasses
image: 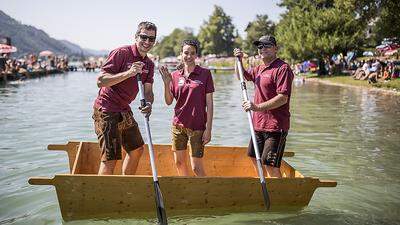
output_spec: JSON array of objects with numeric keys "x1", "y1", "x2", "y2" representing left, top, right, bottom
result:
[
  {"x1": 234, "y1": 35, "x2": 294, "y2": 178},
  {"x1": 93, "y1": 21, "x2": 157, "y2": 175}
]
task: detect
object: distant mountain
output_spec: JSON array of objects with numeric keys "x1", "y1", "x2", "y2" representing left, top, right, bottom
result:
[
  {"x1": 58, "y1": 40, "x2": 85, "y2": 55},
  {"x1": 0, "y1": 10, "x2": 108, "y2": 57},
  {"x1": 83, "y1": 48, "x2": 110, "y2": 57}
]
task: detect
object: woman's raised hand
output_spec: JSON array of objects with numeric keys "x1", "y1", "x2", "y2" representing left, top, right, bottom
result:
[{"x1": 158, "y1": 65, "x2": 172, "y2": 84}]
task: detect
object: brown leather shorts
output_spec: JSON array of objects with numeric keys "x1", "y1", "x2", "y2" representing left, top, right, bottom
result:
[
  {"x1": 93, "y1": 107, "x2": 144, "y2": 162},
  {"x1": 171, "y1": 125, "x2": 204, "y2": 158}
]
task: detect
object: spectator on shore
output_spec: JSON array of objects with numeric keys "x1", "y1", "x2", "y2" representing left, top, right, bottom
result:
[
  {"x1": 380, "y1": 66, "x2": 391, "y2": 81},
  {"x1": 367, "y1": 60, "x2": 382, "y2": 83},
  {"x1": 0, "y1": 54, "x2": 7, "y2": 74},
  {"x1": 353, "y1": 60, "x2": 371, "y2": 80},
  {"x1": 363, "y1": 60, "x2": 371, "y2": 74}
]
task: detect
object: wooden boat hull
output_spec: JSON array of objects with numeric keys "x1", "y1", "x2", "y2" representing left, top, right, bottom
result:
[{"x1": 29, "y1": 141, "x2": 336, "y2": 221}]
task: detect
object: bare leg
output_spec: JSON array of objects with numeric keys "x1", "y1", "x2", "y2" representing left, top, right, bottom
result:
[
  {"x1": 250, "y1": 157, "x2": 268, "y2": 177},
  {"x1": 266, "y1": 165, "x2": 282, "y2": 178},
  {"x1": 122, "y1": 146, "x2": 144, "y2": 175},
  {"x1": 173, "y1": 150, "x2": 190, "y2": 176},
  {"x1": 190, "y1": 157, "x2": 206, "y2": 177},
  {"x1": 98, "y1": 160, "x2": 117, "y2": 175}
]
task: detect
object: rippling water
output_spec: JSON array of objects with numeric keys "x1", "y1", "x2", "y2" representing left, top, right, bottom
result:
[{"x1": 0, "y1": 72, "x2": 399, "y2": 225}]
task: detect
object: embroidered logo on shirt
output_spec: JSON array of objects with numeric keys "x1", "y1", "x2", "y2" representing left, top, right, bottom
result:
[{"x1": 178, "y1": 77, "x2": 185, "y2": 87}]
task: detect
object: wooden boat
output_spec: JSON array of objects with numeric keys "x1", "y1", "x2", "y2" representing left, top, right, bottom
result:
[{"x1": 28, "y1": 141, "x2": 336, "y2": 221}]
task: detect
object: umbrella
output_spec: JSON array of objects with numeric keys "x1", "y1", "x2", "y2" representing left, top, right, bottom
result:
[
  {"x1": 39, "y1": 50, "x2": 54, "y2": 57},
  {"x1": 385, "y1": 49, "x2": 398, "y2": 56},
  {"x1": 0, "y1": 44, "x2": 17, "y2": 54},
  {"x1": 362, "y1": 51, "x2": 374, "y2": 56}
]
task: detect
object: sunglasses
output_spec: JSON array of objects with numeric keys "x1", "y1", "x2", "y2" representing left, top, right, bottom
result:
[
  {"x1": 138, "y1": 34, "x2": 156, "y2": 42},
  {"x1": 257, "y1": 43, "x2": 274, "y2": 49}
]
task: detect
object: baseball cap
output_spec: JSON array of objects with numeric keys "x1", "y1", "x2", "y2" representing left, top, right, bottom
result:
[{"x1": 253, "y1": 35, "x2": 277, "y2": 46}]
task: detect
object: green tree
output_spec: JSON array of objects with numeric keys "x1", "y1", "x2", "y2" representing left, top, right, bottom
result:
[
  {"x1": 233, "y1": 29, "x2": 243, "y2": 49},
  {"x1": 276, "y1": 0, "x2": 366, "y2": 63},
  {"x1": 243, "y1": 14, "x2": 276, "y2": 55},
  {"x1": 371, "y1": 0, "x2": 400, "y2": 44},
  {"x1": 198, "y1": 5, "x2": 236, "y2": 56},
  {"x1": 152, "y1": 28, "x2": 197, "y2": 58}
]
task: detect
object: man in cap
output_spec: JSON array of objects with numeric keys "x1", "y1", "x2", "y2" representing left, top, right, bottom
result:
[
  {"x1": 93, "y1": 21, "x2": 157, "y2": 175},
  {"x1": 234, "y1": 35, "x2": 294, "y2": 178}
]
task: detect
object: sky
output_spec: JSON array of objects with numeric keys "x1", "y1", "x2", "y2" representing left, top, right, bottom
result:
[{"x1": 0, "y1": 0, "x2": 285, "y2": 51}]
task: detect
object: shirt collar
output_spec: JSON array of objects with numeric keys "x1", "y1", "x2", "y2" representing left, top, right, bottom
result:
[
  {"x1": 131, "y1": 44, "x2": 148, "y2": 60},
  {"x1": 260, "y1": 58, "x2": 280, "y2": 71},
  {"x1": 179, "y1": 65, "x2": 201, "y2": 76}
]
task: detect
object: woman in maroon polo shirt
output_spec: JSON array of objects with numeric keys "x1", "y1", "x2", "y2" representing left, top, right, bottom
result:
[{"x1": 159, "y1": 40, "x2": 214, "y2": 177}]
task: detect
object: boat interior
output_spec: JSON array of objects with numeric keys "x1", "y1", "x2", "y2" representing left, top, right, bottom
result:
[{"x1": 50, "y1": 141, "x2": 304, "y2": 178}]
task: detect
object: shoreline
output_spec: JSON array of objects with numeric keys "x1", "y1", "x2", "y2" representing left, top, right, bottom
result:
[
  {"x1": 0, "y1": 69, "x2": 66, "y2": 83},
  {"x1": 306, "y1": 77, "x2": 400, "y2": 96}
]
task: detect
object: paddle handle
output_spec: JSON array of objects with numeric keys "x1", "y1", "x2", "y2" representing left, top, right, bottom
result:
[
  {"x1": 236, "y1": 57, "x2": 270, "y2": 209},
  {"x1": 236, "y1": 58, "x2": 250, "y2": 101},
  {"x1": 137, "y1": 74, "x2": 158, "y2": 180},
  {"x1": 137, "y1": 74, "x2": 168, "y2": 224},
  {"x1": 236, "y1": 57, "x2": 264, "y2": 172}
]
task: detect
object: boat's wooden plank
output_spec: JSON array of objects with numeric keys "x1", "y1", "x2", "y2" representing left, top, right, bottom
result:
[
  {"x1": 317, "y1": 179, "x2": 337, "y2": 187},
  {"x1": 284, "y1": 151, "x2": 295, "y2": 157},
  {"x1": 50, "y1": 174, "x2": 319, "y2": 221},
  {"x1": 71, "y1": 142, "x2": 83, "y2": 174},
  {"x1": 72, "y1": 142, "x2": 100, "y2": 174},
  {"x1": 280, "y1": 160, "x2": 297, "y2": 178},
  {"x1": 47, "y1": 144, "x2": 68, "y2": 151},
  {"x1": 48, "y1": 141, "x2": 81, "y2": 173},
  {"x1": 28, "y1": 177, "x2": 54, "y2": 185}
]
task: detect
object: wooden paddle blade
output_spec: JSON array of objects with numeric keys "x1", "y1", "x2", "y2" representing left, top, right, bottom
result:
[
  {"x1": 154, "y1": 181, "x2": 168, "y2": 225},
  {"x1": 261, "y1": 180, "x2": 271, "y2": 210}
]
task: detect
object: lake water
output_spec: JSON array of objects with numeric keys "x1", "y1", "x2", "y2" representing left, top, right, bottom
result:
[{"x1": 0, "y1": 71, "x2": 399, "y2": 225}]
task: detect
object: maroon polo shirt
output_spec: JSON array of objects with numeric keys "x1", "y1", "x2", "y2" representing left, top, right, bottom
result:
[
  {"x1": 170, "y1": 65, "x2": 215, "y2": 131},
  {"x1": 93, "y1": 44, "x2": 154, "y2": 112},
  {"x1": 243, "y1": 58, "x2": 294, "y2": 132}
]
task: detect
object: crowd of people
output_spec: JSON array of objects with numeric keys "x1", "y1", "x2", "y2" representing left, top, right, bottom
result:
[
  {"x1": 0, "y1": 53, "x2": 70, "y2": 80},
  {"x1": 352, "y1": 59, "x2": 399, "y2": 83},
  {"x1": 0, "y1": 52, "x2": 108, "y2": 81},
  {"x1": 292, "y1": 55, "x2": 352, "y2": 76},
  {"x1": 289, "y1": 52, "x2": 400, "y2": 87}
]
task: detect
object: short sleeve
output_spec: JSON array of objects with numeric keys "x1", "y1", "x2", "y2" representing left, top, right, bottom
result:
[
  {"x1": 101, "y1": 49, "x2": 124, "y2": 74},
  {"x1": 243, "y1": 67, "x2": 257, "y2": 82},
  {"x1": 276, "y1": 64, "x2": 294, "y2": 95},
  {"x1": 170, "y1": 72, "x2": 178, "y2": 98},
  {"x1": 205, "y1": 70, "x2": 215, "y2": 93}
]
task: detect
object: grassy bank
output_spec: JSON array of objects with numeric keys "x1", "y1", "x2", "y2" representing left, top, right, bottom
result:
[{"x1": 303, "y1": 73, "x2": 400, "y2": 92}]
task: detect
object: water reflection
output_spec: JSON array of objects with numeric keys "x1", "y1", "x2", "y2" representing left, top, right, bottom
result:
[{"x1": 0, "y1": 72, "x2": 399, "y2": 225}]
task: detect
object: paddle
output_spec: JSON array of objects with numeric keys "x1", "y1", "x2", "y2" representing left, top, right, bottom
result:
[
  {"x1": 235, "y1": 57, "x2": 271, "y2": 210},
  {"x1": 137, "y1": 74, "x2": 168, "y2": 225}
]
